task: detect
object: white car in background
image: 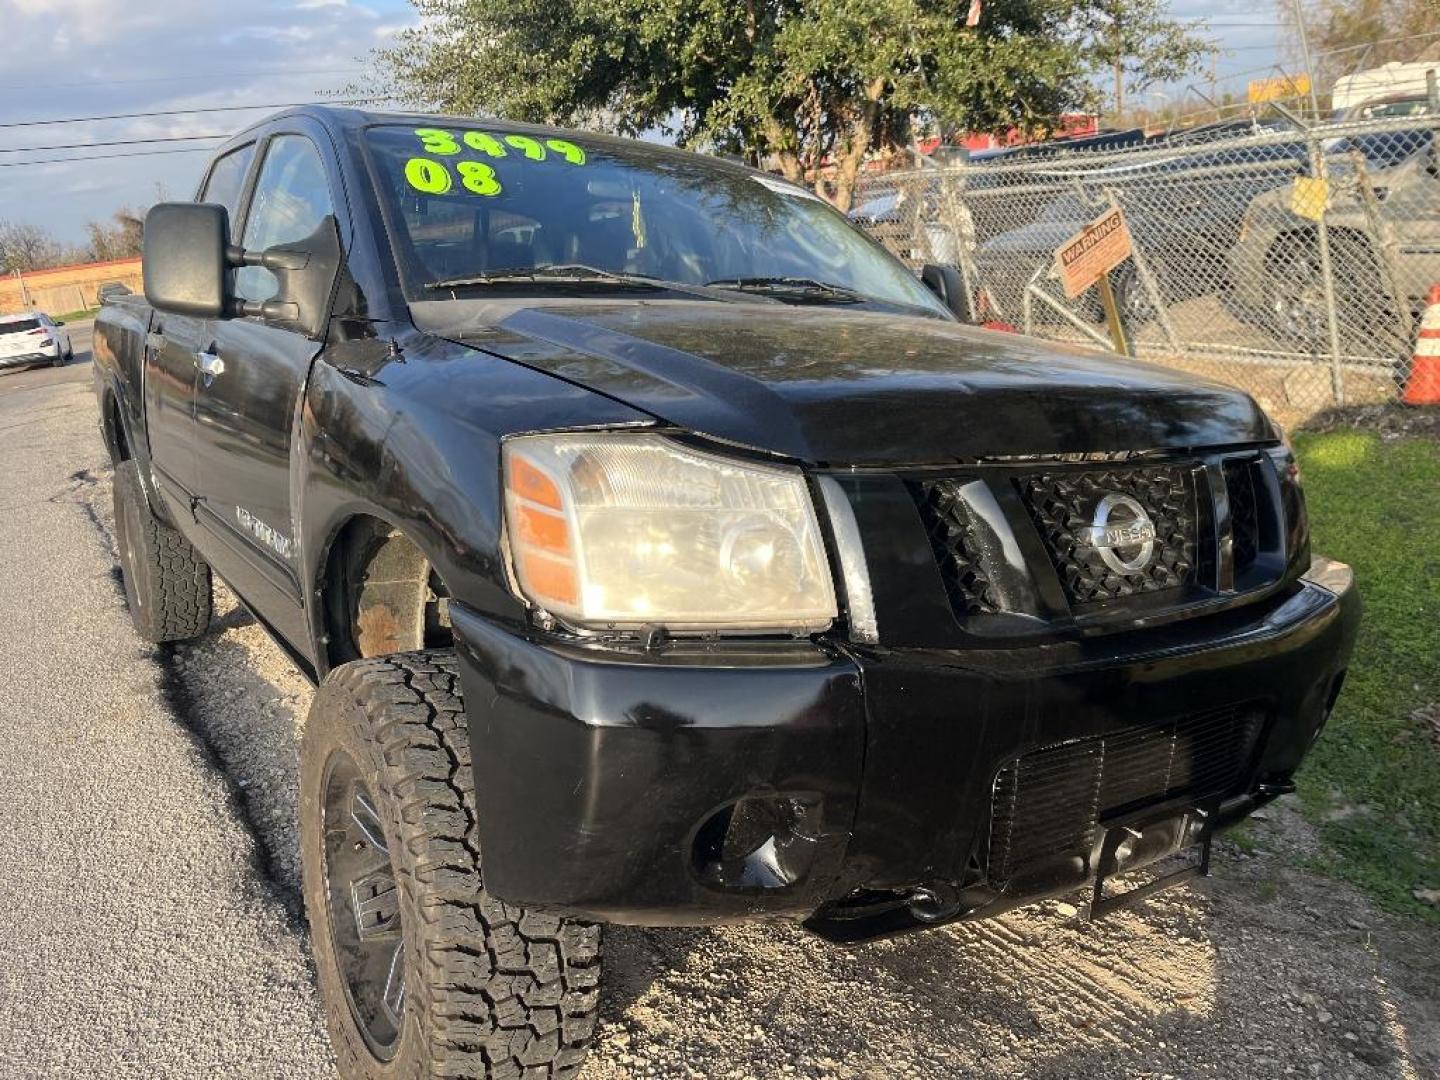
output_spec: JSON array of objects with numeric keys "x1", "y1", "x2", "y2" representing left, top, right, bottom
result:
[{"x1": 0, "y1": 312, "x2": 74, "y2": 370}]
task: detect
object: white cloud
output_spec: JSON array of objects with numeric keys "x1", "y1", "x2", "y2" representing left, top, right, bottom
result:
[{"x1": 0, "y1": 0, "x2": 415, "y2": 243}]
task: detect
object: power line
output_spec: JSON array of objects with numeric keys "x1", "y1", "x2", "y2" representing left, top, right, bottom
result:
[
  {"x1": 0, "y1": 66, "x2": 367, "y2": 93},
  {"x1": 0, "y1": 134, "x2": 229, "y2": 155},
  {"x1": 0, "y1": 146, "x2": 217, "y2": 169},
  {"x1": 0, "y1": 97, "x2": 388, "y2": 131}
]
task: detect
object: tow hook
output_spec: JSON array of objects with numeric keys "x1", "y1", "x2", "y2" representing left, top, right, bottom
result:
[{"x1": 907, "y1": 882, "x2": 963, "y2": 923}]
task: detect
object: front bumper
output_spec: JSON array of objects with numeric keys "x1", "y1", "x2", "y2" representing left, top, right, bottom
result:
[{"x1": 452, "y1": 556, "x2": 1358, "y2": 938}]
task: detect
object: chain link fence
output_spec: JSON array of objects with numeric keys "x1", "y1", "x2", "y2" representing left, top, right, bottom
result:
[{"x1": 852, "y1": 113, "x2": 1439, "y2": 425}]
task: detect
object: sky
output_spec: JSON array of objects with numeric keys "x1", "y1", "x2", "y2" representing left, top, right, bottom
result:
[{"x1": 0, "y1": 0, "x2": 1290, "y2": 248}]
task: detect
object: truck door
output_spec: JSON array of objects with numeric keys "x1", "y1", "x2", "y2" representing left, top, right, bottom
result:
[
  {"x1": 144, "y1": 143, "x2": 256, "y2": 511},
  {"x1": 190, "y1": 131, "x2": 336, "y2": 649}
]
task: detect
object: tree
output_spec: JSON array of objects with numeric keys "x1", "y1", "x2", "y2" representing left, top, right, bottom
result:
[
  {"x1": 84, "y1": 207, "x2": 145, "y2": 263},
  {"x1": 1278, "y1": 0, "x2": 1440, "y2": 95},
  {"x1": 1078, "y1": 0, "x2": 1210, "y2": 118},
  {"x1": 0, "y1": 220, "x2": 63, "y2": 273},
  {"x1": 374, "y1": 0, "x2": 1210, "y2": 211}
]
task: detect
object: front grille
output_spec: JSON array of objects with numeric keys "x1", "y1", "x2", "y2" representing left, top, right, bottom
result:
[
  {"x1": 987, "y1": 705, "x2": 1262, "y2": 887},
  {"x1": 1017, "y1": 465, "x2": 1198, "y2": 607},
  {"x1": 1225, "y1": 458, "x2": 1260, "y2": 577},
  {"x1": 913, "y1": 480, "x2": 999, "y2": 615}
]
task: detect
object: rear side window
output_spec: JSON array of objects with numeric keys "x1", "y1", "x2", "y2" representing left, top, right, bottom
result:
[
  {"x1": 0, "y1": 319, "x2": 40, "y2": 335},
  {"x1": 200, "y1": 144, "x2": 256, "y2": 220},
  {"x1": 235, "y1": 135, "x2": 335, "y2": 303}
]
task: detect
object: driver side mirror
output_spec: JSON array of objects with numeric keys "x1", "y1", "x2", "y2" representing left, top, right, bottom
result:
[
  {"x1": 920, "y1": 263, "x2": 973, "y2": 322},
  {"x1": 142, "y1": 202, "x2": 341, "y2": 339},
  {"x1": 143, "y1": 203, "x2": 229, "y2": 319}
]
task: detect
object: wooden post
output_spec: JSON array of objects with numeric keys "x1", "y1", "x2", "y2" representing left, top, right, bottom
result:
[{"x1": 1096, "y1": 271, "x2": 1132, "y2": 356}]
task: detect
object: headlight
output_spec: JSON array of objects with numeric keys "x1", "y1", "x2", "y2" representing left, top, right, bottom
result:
[{"x1": 503, "y1": 433, "x2": 837, "y2": 633}]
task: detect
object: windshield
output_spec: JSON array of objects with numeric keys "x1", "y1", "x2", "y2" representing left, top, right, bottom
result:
[
  {"x1": 365, "y1": 124, "x2": 947, "y2": 315},
  {"x1": 1355, "y1": 98, "x2": 1432, "y2": 120}
]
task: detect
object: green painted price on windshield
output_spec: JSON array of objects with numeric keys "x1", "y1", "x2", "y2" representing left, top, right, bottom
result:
[{"x1": 402, "y1": 129, "x2": 589, "y2": 198}]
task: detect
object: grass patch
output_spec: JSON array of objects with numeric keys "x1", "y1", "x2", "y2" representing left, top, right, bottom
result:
[
  {"x1": 1227, "y1": 822, "x2": 1261, "y2": 855},
  {"x1": 1292, "y1": 429, "x2": 1440, "y2": 922},
  {"x1": 52, "y1": 307, "x2": 100, "y2": 324}
]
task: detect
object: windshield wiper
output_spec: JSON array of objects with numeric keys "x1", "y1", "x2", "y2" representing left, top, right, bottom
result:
[
  {"x1": 424, "y1": 264, "x2": 748, "y2": 303},
  {"x1": 702, "y1": 276, "x2": 867, "y2": 303}
]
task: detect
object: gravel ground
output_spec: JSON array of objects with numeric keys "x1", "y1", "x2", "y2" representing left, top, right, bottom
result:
[{"x1": 2, "y1": 341, "x2": 1437, "y2": 1078}]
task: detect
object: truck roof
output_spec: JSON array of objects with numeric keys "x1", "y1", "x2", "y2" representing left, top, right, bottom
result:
[{"x1": 216, "y1": 104, "x2": 722, "y2": 170}]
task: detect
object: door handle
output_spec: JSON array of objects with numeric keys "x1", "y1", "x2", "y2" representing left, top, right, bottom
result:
[{"x1": 196, "y1": 351, "x2": 226, "y2": 386}]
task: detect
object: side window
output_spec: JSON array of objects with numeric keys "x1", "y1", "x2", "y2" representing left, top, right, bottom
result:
[
  {"x1": 234, "y1": 135, "x2": 335, "y2": 303},
  {"x1": 199, "y1": 144, "x2": 256, "y2": 221}
]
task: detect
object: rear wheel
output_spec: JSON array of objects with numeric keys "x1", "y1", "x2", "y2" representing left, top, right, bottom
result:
[
  {"x1": 112, "y1": 459, "x2": 212, "y2": 642},
  {"x1": 300, "y1": 650, "x2": 603, "y2": 1080},
  {"x1": 1262, "y1": 230, "x2": 1394, "y2": 357},
  {"x1": 1112, "y1": 263, "x2": 1158, "y2": 327}
]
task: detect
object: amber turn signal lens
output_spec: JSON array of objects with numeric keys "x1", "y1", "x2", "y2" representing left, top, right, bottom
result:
[
  {"x1": 517, "y1": 551, "x2": 578, "y2": 606},
  {"x1": 515, "y1": 503, "x2": 570, "y2": 553},
  {"x1": 508, "y1": 455, "x2": 563, "y2": 510}
]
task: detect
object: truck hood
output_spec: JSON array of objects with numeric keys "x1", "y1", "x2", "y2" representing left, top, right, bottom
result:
[{"x1": 411, "y1": 299, "x2": 1273, "y2": 465}]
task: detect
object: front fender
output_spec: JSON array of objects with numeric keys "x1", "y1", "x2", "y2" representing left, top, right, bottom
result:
[{"x1": 297, "y1": 332, "x2": 651, "y2": 677}]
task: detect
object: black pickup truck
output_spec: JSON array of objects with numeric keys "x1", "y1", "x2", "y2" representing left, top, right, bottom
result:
[{"x1": 92, "y1": 106, "x2": 1359, "y2": 1080}]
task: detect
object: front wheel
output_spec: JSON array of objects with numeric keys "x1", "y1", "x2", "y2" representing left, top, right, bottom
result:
[{"x1": 300, "y1": 650, "x2": 603, "y2": 1080}]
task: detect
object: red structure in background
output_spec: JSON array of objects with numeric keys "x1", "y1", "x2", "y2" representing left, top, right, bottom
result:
[{"x1": 915, "y1": 113, "x2": 1100, "y2": 156}]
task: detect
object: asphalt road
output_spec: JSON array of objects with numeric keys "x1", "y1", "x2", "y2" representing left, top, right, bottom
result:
[
  {"x1": 0, "y1": 324, "x2": 1436, "y2": 1078},
  {"x1": 0, "y1": 322, "x2": 331, "y2": 1077}
]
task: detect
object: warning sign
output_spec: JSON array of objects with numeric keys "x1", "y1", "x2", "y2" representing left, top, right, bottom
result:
[{"x1": 1055, "y1": 207, "x2": 1133, "y2": 299}]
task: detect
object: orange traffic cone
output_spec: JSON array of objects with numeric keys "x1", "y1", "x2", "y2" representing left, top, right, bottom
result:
[{"x1": 1404, "y1": 284, "x2": 1440, "y2": 405}]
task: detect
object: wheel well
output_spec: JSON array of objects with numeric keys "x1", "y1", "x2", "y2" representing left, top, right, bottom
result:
[
  {"x1": 1266, "y1": 226, "x2": 1375, "y2": 269},
  {"x1": 321, "y1": 516, "x2": 452, "y2": 669},
  {"x1": 104, "y1": 393, "x2": 131, "y2": 463}
]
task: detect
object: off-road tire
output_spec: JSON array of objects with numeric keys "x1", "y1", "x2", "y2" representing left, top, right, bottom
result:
[
  {"x1": 112, "y1": 459, "x2": 212, "y2": 642},
  {"x1": 300, "y1": 650, "x2": 603, "y2": 1080}
]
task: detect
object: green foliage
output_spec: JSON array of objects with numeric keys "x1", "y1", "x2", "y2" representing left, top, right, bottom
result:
[
  {"x1": 1080, "y1": 0, "x2": 1211, "y2": 111},
  {"x1": 375, "y1": 0, "x2": 1208, "y2": 209},
  {"x1": 1292, "y1": 430, "x2": 1440, "y2": 923}
]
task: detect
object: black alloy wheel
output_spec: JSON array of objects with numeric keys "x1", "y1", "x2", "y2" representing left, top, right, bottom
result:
[{"x1": 321, "y1": 753, "x2": 407, "y2": 1060}]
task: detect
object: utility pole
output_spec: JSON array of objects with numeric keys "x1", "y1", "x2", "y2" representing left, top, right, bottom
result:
[{"x1": 1291, "y1": 0, "x2": 1322, "y2": 119}]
